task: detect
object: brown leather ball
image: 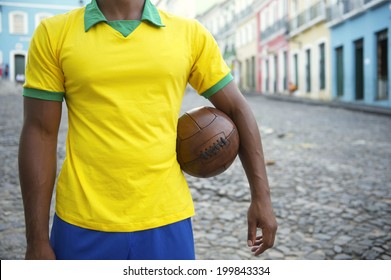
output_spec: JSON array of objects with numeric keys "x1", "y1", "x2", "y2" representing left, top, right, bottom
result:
[{"x1": 176, "y1": 106, "x2": 240, "y2": 178}]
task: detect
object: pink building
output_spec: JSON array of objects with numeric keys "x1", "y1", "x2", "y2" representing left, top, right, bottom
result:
[{"x1": 256, "y1": 0, "x2": 289, "y2": 94}]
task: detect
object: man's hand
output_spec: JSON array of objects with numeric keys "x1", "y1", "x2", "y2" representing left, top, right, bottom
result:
[{"x1": 247, "y1": 199, "x2": 278, "y2": 256}]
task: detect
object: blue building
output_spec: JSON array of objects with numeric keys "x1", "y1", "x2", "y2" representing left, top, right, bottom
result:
[
  {"x1": 0, "y1": 0, "x2": 84, "y2": 82},
  {"x1": 328, "y1": 0, "x2": 391, "y2": 108}
]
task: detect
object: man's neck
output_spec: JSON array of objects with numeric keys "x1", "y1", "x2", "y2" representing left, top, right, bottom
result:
[{"x1": 96, "y1": 0, "x2": 146, "y2": 21}]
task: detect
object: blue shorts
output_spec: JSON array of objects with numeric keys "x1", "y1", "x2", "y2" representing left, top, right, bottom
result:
[{"x1": 50, "y1": 214, "x2": 195, "y2": 260}]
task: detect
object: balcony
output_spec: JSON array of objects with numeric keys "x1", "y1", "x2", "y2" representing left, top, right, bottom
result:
[
  {"x1": 234, "y1": 6, "x2": 253, "y2": 23},
  {"x1": 327, "y1": 0, "x2": 388, "y2": 27},
  {"x1": 260, "y1": 19, "x2": 289, "y2": 42},
  {"x1": 218, "y1": 23, "x2": 235, "y2": 36},
  {"x1": 289, "y1": 1, "x2": 326, "y2": 36}
]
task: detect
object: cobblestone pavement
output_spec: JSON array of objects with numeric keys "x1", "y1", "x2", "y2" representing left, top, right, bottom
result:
[{"x1": 1, "y1": 81, "x2": 391, "y2": 260}]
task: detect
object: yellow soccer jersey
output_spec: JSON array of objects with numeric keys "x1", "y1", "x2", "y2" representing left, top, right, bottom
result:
[{"x1": 23, "y1": 0, "x2": 233, "y2": 232}]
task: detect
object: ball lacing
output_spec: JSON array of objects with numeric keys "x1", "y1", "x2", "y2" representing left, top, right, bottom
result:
[{"x1": 200, "y1": 137, "x2": 228, "y2": 159}]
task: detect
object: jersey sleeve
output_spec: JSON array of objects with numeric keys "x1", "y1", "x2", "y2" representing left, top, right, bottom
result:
[
  {"x1": 188, "y1": 20, "x2": 233, "y2": 99},
  {"x1": 23, "y1": 20, "x2": 65, "y2": 102}
]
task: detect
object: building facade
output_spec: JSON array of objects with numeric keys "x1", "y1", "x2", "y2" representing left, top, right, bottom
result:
[
  {"x1": 154, "y1": 0, "x2": 196, "y2": 18},
  {"x1": 196, "y1": 0, "x2": 237, "y2": 81},
  {"x1": 257, "y1": 0, "x2": 289, "y2": 94},
  {"x1": 197, "y1": 0, "x2": 390, "y2": 109},
  {"x1": 328, "y1": 0, "x2": 390, "y2": 107},
  {"x1": 288, "y1": 0, "x2": 331, "y2": 100},
  {"x1": 0, "y1": 0, "x2": 83, "y2": 82},
  {"x1": 197, "y1": 0, "x2": 260, "y2": 92},
  {"x1": 4, "y1": 0, "x2": 388, "y2": 109},
  {"x1": 235, "y1": 0, "x2": 257, "y2": 92}
]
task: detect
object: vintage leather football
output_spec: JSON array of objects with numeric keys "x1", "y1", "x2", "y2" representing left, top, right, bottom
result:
[{"x1": 176, "y1": 106, "x2": 240, "y2": 178}]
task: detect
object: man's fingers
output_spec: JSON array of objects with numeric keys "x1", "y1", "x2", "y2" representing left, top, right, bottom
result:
[
  {"x1": 253, "y1": 245, "x2": 267, "y2": 256},
  {"x1": 247, "y1": 220, "x2": 257, "y2": 247},
  {"x1": 253, "y1": 236, "x2": 263, "y2": 246},
  {"x1": 252, "y1": 229, "x2": 276, "y2": 256}
]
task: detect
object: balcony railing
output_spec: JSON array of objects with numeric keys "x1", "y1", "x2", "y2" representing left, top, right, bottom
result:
[
  {"x1": 260, "y1": 19, "x2": 288, "y2": 41},
  {"x1": 327, "y1": 0, "x2": 387, "y2": 23},
  {"x1": 219, "y1": 23, "x2": 234, "y2": 35},
  {"x1": 364, "y1": 0, "x2": 376, "y2": 5},
  {"x1": 290, "y1": 1, "x2": 325, "y2": 32},
  {"x1": 235, "y1": 6, "x2": 253, "y2": 22}
]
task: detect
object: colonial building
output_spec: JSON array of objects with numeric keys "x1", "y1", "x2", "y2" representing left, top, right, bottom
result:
[
  {"x1": 235, "y1": 0, "x2": 257, "y2": 92},
  {"x1": 288, "y1": 0, "x2": 331, "y2": 100},
  {"x1": 2, "y1": 0, "x2": 389, "y2": 109},
  {"x1": 328, "y1": 0, "x2": 390, "y2": 107},
  {"x1": 257, "y1": 0, "x2": 289, "y2": 94},
  {"x1": 197, "y1": 0, "x2": 390, "y2": 109},
  {"x1": 0, "y1": 0, "x2": 83, "y2": 82},
  {"x1": 154, "y1": 0, "x2": 196, "y2": 18},
  {"x1": 196, "y1": 0, "x2": 237, "y2": 81},
  {"x1": 197, "y1": 0, "x2": 259, "y2": 92}
]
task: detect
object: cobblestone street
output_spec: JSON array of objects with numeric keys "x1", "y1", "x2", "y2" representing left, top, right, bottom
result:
[{"x1": 1, "y1": 81, "x2": 391, "y2": 260}]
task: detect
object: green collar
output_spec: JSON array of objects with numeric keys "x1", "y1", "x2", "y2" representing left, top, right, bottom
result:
[{"x1": 84, "y1": 0, "x2": 165, "y2": 32}]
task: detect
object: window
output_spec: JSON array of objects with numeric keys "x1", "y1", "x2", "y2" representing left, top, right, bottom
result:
[
  {"x1": 319, "y1": 43, "x2": 326, "y2": 90},
  {"x1": 247, "y1": 23, "x2": 252, "y2": 43},
  {"x1": 269, "y1": 2, "x2": 276, "y2": 26},
  {"x1": 9, "y1": 11, "x2": 28, "y2": 34},
  {"x1": 236, "y1": 30, "x2": 241, "y2": 48},
  {"x1": 241, "y1": 27, "x2": 245, "y2": 46},
  {"x1": 261, "y1": 11, "x2": 266, "y2": 32},
  {"x1": 278, "y1": 0, "x2": 285, "y2": 20},
  {"x1": 291, "y1": 0, "x2": 298, "y2": 17},
  {"x1": 35, "y1": 13, "x2": 53, "y2": 29}
]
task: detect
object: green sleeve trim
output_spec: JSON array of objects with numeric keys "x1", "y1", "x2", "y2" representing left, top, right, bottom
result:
[
  {"x1": 23, "y1": 88, "x2": 64, "y2": 102},
  {"x1": 201, "y1": 73, "x2": 234, "y2": 99}
]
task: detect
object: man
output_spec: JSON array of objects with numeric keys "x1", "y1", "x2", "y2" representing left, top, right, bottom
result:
[{"x1": 19, "y1": 0, "x2": 277, "y2": 260}]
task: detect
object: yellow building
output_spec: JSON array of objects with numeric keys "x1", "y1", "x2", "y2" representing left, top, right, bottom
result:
[
  {"x1": 235, "y1": 0, "x2": 258, "y2": 92},
  {"x1": 288, "y1": 0, "x2": 331, "y2": 100}
]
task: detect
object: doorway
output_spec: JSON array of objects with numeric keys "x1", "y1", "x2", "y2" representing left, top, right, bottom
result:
[
  {"x1": 354, "y1": 39, "x2": 364, "y2": 100},
  {"x1": 336, "y1": 46, "x2": 344, "y2": 97},
  {"x1": 14, "y1": 54, "x2": 26, "y2": 83},
  {"x1": 376, "y1": 29, "x2": 388, "y2": 100},
  {"x1": 274, "y1": 55, "x2": 278, "y2": 93}
]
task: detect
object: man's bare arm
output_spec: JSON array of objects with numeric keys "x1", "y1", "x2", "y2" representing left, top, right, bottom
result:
[
  {"x1": 19, "y1": 97, "x2": 62, "y2": 259},
  {"x1": 209, "y1": 81, "x2": 277, "y2": 256}
]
